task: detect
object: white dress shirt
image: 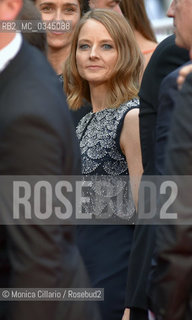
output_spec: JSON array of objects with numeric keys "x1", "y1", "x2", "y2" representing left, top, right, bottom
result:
[{"x1": 0, "y1": 33, "x2": 22, "y2": 73}]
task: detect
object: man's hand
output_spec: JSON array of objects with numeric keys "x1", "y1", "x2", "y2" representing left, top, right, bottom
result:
[
  {"x1": 177, "y1": 64, "x2": 192, "y2": 90},
  {"x1": 148, "y1": 310, "x2": 156, "y2": 320},
  {"x1": 122, "y1": 308, "x2": 130, "y2": 320}
]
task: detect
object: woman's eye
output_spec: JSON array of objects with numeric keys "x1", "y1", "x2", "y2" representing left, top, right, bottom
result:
[
  {"x1": 41, "y1": 6, "x2": 53, "y2": 13},
  {"x1": 102, "y1": 44, "x2": 113, "y2": 49},
  {"x1": 79, "y1": 44, "x2": 89, "y2": 50},
  {"x1": 64, "y1": 7, "x2": 76, "y2": 13}
]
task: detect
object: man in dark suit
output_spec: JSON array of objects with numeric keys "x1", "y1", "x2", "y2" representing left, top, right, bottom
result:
[
  {"x1": 139, "y1": 34, "x2": 189, "y2": 176},
  {"x1": 0, "y1": 1, "x2": 101, "y2": 320},
  {"x1": 123, "y1": 33, "x2": 189, "y2": 320},
  {"x1": 150, "y1": 0, "x2": 192, "y2": 318},
  {"x1": 151, "y1": 73, "x2": 192, "y2": 320}
]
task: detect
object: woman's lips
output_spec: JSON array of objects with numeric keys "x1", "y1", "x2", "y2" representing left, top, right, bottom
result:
[{"x1": 86, "y1": 65, "x2": 103, "y2": 69}]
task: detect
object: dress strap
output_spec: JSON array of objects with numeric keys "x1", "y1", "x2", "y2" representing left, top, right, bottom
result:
[{"x1": 142, "y1": 48, "x2": 156, "y2": 55}]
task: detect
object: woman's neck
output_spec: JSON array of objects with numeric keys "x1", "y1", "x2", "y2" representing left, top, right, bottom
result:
[
  {"x1": 89, "y1": 84, "x2": 108, "y2": 113},
  {"x1": 133, "y1": 30, "x2": 157, "y2": 71},
  {"x1": 133, "y1": 30, "x2": 157, "y2": 54},
  {"x1": 47, "y1": 46, "x2": 70, "y2": 75}
]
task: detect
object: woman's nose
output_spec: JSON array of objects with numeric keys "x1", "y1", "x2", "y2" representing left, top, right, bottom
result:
[{"x1": 89, "y1": 46, "x2": 99, "y2": 59}]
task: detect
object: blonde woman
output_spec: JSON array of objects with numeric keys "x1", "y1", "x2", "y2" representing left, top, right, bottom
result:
[
  {"x1": 120, "y1": 0, "x2": 157, "y2": 69},
  {"x1": 64, "y1": 9, "x2": 143, "y2": 320}
]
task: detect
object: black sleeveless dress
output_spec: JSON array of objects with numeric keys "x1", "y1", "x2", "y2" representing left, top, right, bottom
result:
[{"x1": 76, "y1": 99, "x2": 139, "y2": 320}]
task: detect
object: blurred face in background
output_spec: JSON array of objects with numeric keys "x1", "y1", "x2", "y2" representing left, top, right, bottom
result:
[
  {"x1": 89, "y1": 0, "x2": 123, "y2": 15},
  {"x1": 0, "y1": 0, "x2": 22, "y2": 49},
  {"x1": 36, "y1": 0, "x2": 81, "y2": 49},
  {"x1": 167, "y1": 0, "x2": 192, "y2": 49}
]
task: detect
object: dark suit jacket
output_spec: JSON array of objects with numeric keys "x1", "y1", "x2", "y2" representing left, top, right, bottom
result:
[
  {"x1": 0, "y1": 39, "x2": 100, "y2": 320},
  {"x1": 139, "y1": 34, "x2": 189, "y2": 175},
  {"x1": 151, "y1": 73, "x2": 192, "y2": 320},
  {"x1": 156, "y1": 61, "x2": 191, "y2": 174},
  {"x1": 125, "y1": 35, "x2": 189, "y2": 315}
]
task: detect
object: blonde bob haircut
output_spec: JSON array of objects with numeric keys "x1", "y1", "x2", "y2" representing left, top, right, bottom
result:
[{"x1": 64, "y1": 9, "x2": 143, "y2": 110}]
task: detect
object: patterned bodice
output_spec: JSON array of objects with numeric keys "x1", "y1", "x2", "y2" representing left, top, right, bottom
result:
[{"x1": 76, "y1": 99, "x2": 139, "y2": 176}]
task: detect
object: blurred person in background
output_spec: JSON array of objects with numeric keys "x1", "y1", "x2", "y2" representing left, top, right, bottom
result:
[
  {"x1": 33, "y1": 0, "x2": 82, "y2": 75},
  {"x1": 18, "y1": 0, "x2": 47, "y2": 53},
  {"x1": 89, "y1": 0, "x2": 123, "y2": 14},
  {"x1": 149, "y1": 0, "x2": 192, "y2": 318},
  {"x1": 32, "y1": 0, "x2": 88, "y2": 129},
  {"x1": 120, "y1": 0, "x2": 157, "y2": 69}
]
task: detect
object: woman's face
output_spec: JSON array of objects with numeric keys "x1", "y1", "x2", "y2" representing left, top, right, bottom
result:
[
  {"x1": 36, "y1": 0, "x2": 81, "y2": 50},
  {"x1": 76, "y1": 19, "x2": 118, "y2": 85}
]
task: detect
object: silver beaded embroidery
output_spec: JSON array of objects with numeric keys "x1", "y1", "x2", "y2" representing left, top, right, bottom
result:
[
  {"x1": 80, "y1": 176, "x2": 136, "y2": 221},
  {"x1": 76, "y1": 98, "x2": 139, "y2": 176},
  {"x1": 76, "y1": 99, "x2": 139, "y2": 221}
]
